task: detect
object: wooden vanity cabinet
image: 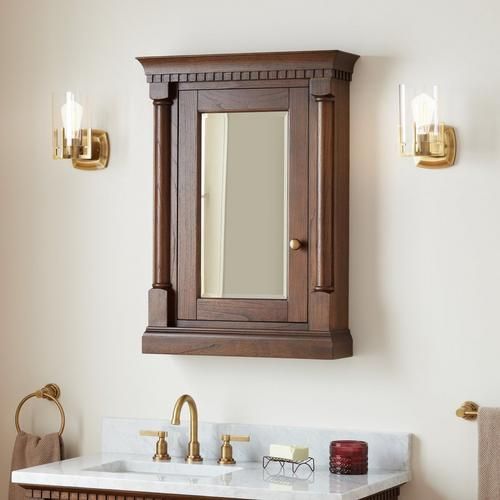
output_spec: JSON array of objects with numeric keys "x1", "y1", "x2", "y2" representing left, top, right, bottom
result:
[
  {"x1": 21, "y1": 485, "x2": 401, "y2": 499},
  {"x1": 137, "y1": 50, "x2": 359, "y2": 360}
]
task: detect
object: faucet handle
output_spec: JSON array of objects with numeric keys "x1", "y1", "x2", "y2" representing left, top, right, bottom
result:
[
  {"x1": 139, "y1": 430, "x2": 171, "y2": 462},
  {"x1": 222, "y1": 434, "x2": 250, "y2": 442},
  {"x1": 218, "y1": 434, "x2": 250, "y2": 465},
  {"x1": 140, "y1": 430, "x2": 167, "y2": 438}
]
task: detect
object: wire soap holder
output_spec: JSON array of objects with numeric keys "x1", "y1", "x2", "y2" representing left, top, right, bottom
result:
[{"x1": 262, "y1": 455, "x2": 315, "y2": 474}]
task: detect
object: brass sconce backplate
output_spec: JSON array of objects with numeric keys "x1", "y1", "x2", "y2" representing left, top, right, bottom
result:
[
  {"x1": 72, "y1": 129, "x2": 110, "y2": 170},
  {"x1": 416, "y1": 125, "x2": 457, "y2": 169}
]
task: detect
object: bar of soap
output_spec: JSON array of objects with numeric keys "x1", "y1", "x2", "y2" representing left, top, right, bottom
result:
[{"x1": 269, "y1": 444, "x2": 309, "y2": 461}]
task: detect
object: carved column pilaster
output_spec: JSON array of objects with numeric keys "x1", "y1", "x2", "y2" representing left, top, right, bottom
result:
[
  {"x1": 311, "y1": 77, "x2": 336, "y2": 293},
  {"x1": 149, "y1": 82, "x2": 176, "y2": 327}
]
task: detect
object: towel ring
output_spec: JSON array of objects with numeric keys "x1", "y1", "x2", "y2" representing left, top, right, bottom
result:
[{"x1": 15, "y1": 384, "x2": 65, "y2": 437}]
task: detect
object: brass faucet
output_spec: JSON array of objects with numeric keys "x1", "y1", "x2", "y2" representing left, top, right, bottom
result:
[{"x1": 171, "y1": 394, "x2": 203, "y2": 463}]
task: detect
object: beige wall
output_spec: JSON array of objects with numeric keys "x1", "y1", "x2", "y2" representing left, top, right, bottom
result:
[{"x1": 1, "y1": 1, "x2": 499, "y2": 498}]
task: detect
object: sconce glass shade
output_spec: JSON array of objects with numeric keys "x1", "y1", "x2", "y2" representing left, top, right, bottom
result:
[
  {"x1": 52, "y1": 91, "x2": 109, "y2": 169},
  {"x1": 52, "y1": 91, "x2": 92, "y2": 160},
  {"x1": 399, "y1": 84, "x2": 456, "y2": 168},
  {"x1": 399, "y1": 84, "x2": 445, "y2": 157}
]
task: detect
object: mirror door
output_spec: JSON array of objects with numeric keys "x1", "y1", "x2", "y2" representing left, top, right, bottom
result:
[
  {"x1": 178, "y1": 87, "x2": 308, "y2": 324},
  {"x1": 201, "y1": 110, "x2": 288, "y2": 300}
]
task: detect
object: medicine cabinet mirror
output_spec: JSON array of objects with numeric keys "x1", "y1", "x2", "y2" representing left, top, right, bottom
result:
[
  {"x1": 138, "y1": 50, "x2": 359, "y2": 360},
  {"x1": 201, "y1": 111, "x2": 289, "y2": 300}
]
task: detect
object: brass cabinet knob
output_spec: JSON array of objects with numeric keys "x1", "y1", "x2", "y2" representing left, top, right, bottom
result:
[
  {"x1": 140, "y1": 430, "x2": 171, "y2": 461},
  {"x1": 289, "y1": 239, "x2": 302, "y2": 250}
]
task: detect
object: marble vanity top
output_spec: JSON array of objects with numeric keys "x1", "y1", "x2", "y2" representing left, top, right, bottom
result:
[
  {"x1": 12, "y1": 453, "x2": 410, "y2": 500},
  {"x1": 12, "y1": 417, "x2": 411, "y2": 499}
]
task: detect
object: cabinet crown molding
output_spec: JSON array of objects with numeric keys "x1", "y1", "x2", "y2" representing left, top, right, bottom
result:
[{"x1": 137, "y1": 50, "x2": 359, "y2": 84}]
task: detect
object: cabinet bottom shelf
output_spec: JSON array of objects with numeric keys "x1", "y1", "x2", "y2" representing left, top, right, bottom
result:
[{"x1": 143, "y1": 327, "x2": 353, "y2": 360}]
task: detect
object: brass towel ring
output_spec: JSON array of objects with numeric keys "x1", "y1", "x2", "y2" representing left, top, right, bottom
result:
[{"x1": 15, "y1": 384, "x2": 65, "y2": 437}]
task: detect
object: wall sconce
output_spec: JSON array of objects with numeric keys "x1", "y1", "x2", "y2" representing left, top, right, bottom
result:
[
  {"x1": 399, "y1": 84, "x2": 456, "y2": 168},
  {"x1": 52, "y1": 91, "x2": 109, "y2": 170}
]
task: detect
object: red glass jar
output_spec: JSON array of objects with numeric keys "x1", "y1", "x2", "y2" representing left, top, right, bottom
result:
[{"x1": 330, "y1": 440, "x2": 368, "y2": 475}]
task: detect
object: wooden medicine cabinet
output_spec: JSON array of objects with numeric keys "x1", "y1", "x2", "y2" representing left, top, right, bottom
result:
[{"x1": 138, "y1": 50, "x2": 359, "y2": 360}]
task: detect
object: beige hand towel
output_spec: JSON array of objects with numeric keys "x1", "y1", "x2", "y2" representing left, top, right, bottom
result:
[
  {"x1": 9, "y1": 431, "x2": 63, "y2": 500},
  {"x1": 478, "y1": 407, "x2": 500, "y2": 500}
]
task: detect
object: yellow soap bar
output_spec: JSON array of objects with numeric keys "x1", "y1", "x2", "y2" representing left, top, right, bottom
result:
[{"x1": 269, "y1": 444, "x2": 309, "y2": 461}]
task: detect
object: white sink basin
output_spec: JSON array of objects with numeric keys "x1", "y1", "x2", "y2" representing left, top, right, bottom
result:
[{"x1": 85, "y1": 460, "x2": 240, "y2": 478}]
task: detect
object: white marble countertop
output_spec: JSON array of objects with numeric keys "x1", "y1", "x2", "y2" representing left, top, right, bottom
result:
[{"x1": 12, "y1": 453, "x2": 409, "y2": 500}]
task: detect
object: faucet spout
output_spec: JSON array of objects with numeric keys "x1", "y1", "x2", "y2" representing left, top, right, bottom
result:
[{"x1": 171, "y1": 394, "x2": 203, "y2": 463}]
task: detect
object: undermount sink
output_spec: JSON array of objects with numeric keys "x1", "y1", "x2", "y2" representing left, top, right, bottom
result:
[{"x1": 85, "y1": 460, "x2": 241, "y2": 478}]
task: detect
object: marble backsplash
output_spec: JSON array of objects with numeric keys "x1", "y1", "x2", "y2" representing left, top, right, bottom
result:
[{"x1": 102, "y1": 417, "x2": 411, "y2": 472}]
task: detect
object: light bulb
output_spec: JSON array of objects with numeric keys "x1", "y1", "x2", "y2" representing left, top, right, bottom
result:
[
  {"x1": 411, "y1": 92, "x2": 437, "y2": 135},
  {"x1": 60, "y1": 91, "x2": 83, "y2": 140}
]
